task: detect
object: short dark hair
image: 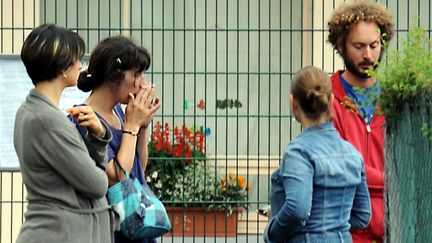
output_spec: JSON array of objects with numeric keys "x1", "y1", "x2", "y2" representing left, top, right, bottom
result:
[
  {"x1": 21, "y1": 24, "x2": 85, "y2": 85},
  {"x1": 327, "y1": 1, "x2": 394, "y2": 51},
  {"x1": 77, "y1": 36, "x2": 151, "y2": 92}
]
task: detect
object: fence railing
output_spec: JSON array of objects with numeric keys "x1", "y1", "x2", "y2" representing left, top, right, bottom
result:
[{"x1": 2, "y1": 1, "x2": 432, "y2": 242}]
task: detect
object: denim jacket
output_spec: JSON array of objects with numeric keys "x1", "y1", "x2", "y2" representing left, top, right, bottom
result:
[{"x1": 264, "y1": 122, "x2": 371, "y2": 243}]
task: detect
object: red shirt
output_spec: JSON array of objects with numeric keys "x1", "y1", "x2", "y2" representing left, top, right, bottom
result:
[{"x1": 331, "y1": 71, "x2": 385, "y2": 243}]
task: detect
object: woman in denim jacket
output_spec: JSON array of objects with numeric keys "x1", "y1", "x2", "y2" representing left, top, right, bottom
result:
[{"x1": 264, "y1": 66, "x2": 371, "y2": 243}]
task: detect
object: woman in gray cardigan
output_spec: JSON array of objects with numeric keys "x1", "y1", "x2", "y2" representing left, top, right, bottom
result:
[{"x1": 14, "y1": 24, "x2": 113, "y2": 243}]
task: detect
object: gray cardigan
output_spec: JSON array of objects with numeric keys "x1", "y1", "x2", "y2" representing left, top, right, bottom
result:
[{"x1": 14, "y1": 89, "x2": 113, "y2": 243}]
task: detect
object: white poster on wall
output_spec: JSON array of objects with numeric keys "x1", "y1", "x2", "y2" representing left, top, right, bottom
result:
[{"x1": 0, "y1": 56, "x2": 89, "y2": 168}]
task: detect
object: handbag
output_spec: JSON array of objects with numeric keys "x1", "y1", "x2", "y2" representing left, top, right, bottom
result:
[{"x1": 107, "y1": 157, "x2": 171, "y2": 239}]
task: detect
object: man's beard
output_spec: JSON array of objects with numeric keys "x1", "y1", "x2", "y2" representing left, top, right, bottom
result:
[{"x1": 341, "y1": 51, "x2": 380, "y2": 79}]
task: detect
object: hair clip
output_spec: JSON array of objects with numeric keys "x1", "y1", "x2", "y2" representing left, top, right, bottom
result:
[
  {"x1": 82, "y1": 69, "x2": 92, "y2": 78},
  {"x1": 116, "y1": 58, "x2": 122, "y2": 64}
]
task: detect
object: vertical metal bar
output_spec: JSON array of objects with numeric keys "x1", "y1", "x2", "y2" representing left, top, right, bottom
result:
[
  {"x1": 76, "y1": 0, "x2": 79, "y2": 36},
  {"x1": 179, "y1": 0, "x2": 188, "y2": 238},
  {"x1": 191, "y1": 0, "x2": 199, "y2": 239},
  {"x1": 12, "y1": 0, "x2": 14, "y2": 51},
  {"x1": 141, "y1": 0, "x2": 143, "y2": 46},
  {"x1": 235, "y1": 0, "x2": 240, "y2": 238},
  {"x1": 214, "y1": 0, "x2": 219, "y2": 241},
  {"x1": 417, "y1": 0, "x2": 420, "y2": 27},
  {"x1": 108, "y1": 0, "x2": 111, "y2": 35},
  {"x1": 278, "y1": 0, "x2": 282, "y2": 176},
  {"x1": 159, "y1": 0, "x2": 168, "y2": 239},
  {"x1": 98, "y1": 0, "x2": 100, "y2": 41},
  {"x1": 396, "y1": 0, "x2": 399, "y2": 51},
  {"x1": 87, "y1": 0, "x2": 90, "y2": 52},
  {"x1": 267, "y1": 0, "x2": 272, "y2": 200},
  {"x1": 246, "y1": 0, "x2": 251, "y2": 240},
  {"x1": 311, "y1": 0, "x2": 314, "y2": 66},
  {"x1": 406, "y1": 0, "x2": 409, "y2": 32},
  {"x1": 22, "y1": 0, "x2": 25, "y2": 44},
  {"x1": 65, "y1": 0, "x2": 68, "y2": 28},
  {"x1": 225, "y1": 0, "x2": 229, "y2": 240},
  {"x1": 44, "y1": 0, "x2": 47, "y2": 23},
  {"x1": 322, "y1": 0, "x2": 325, "y2": 70},
  {"x1": 257, "y1": 0, "x2": 261, "y2": 240},
  {"x1": 203, "y1": 0, "x2": 209, "y2": 238},
  {"x1": 54, "y1": 0, "x2": 57, "y2": 24},
  {"x1": 22, "y1": 173, "x2": 25, "y2": 224},
  {"x1": 119, "y1": 0, "x2": 121, "y2": 36},
  {"x1": 1, "y1": 0, "x2": 3, "y2": 52},
  {"x1": 10, "y1": 173, "x2": 14, "y2": 243},
  {"x1": 129, "y1": 0, "x2": 132, "y2": 36},
  {"x1": 332, "y1": 0, "x2": 336, "y2": 73},
  {"x1": 300, "y1": 0, "x2": 304, "y2": 69},
  {"x1": 289, "y1": 0, "x2": 294, "y2": 141}
]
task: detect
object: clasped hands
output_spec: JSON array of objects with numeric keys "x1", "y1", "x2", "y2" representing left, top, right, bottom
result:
[{"x1": 123, "y1": 84, "x2": 161, "y2": 133}]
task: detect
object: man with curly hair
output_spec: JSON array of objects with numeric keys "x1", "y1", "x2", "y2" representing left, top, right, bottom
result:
[{"x1": 327, "y1": 1, "x2": 394, "y2": 243}]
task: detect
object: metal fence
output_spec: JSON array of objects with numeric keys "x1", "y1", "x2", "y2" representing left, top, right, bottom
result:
[{"x1": 1, "y1": 0, "x2": 432, "y2": 242}]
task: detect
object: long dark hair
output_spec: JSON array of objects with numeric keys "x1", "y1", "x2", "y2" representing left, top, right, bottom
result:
[{"x1": 77, "y1": 36, "x2": 151, "y2": 92}]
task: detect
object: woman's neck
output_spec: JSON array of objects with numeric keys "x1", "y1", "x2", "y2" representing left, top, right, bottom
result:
[
  {"x1": 296, "y1": 110, "x2": 329, "y2": 129},
  {"x1": 301, "y1": 117, "x2": 328, "y2": 129},
  {"x1": 35, "y1": 79, "x2": 65, "y2": 107},
  {"x1": 85, "y1": 85, "x2": 117, "y2": 113},
  {"x1": 85, "y1": 85, "x2": 122, "y2": 129}
]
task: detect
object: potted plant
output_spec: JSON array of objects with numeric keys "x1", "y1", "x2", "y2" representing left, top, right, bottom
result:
[
  {"x1": 146, "y1": 122, "x2": 252, "y2": 237},
  {"x1": 372, "y1": 26, "x2": 432, "y2": 242}
]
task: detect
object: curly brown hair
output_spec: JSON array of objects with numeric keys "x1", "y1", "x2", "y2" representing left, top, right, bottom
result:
[{"x1": 328, "y1": 1, "x2": 394, "y2": 50}]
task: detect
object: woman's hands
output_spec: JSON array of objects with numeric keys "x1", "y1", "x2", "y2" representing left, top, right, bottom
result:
[
  {"x1": 124, "y1": 84, "x2": 161, "y2": 132},
  {"x1": 67, "y1": 105, "x2": 105, "y2": 138}
]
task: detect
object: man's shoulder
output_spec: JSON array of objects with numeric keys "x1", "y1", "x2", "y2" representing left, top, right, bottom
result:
[
  {"x1": 330, "y1": 70, "x2": 346, "y2": 100},
  {"x1": 330, "y1": 70, "x2": 343, "y2": 81}
]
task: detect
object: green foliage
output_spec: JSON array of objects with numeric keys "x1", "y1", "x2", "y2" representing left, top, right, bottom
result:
[
  {"x1": 374, "y1": 26, "x2": 432, "y2": 126},
  {"x1": 421, "y1": 123, "x2": 432, "y2": 142},
  {"x1": 146, "y1": 122, "x2": 251, "y2": 214},
  {"x1": 147, "y1": 160, "x2": 250, "y2": 214}
]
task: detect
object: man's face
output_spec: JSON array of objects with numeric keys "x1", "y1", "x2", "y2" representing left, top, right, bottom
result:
[{"x1": 339, "y1": 21, "x2": 382, "y2": 79}]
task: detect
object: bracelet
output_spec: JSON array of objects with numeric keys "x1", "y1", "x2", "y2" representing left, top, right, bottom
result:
[{"x1": 122, "y1": 130, "x2": 139, "y2": 137}]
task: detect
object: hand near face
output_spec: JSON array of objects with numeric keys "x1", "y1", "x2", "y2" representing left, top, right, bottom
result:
[
  {"x1": 67, "y1": 105, "x2": 105, "y2": 138},
  {"x1": 146, "y1": 91, "x2": 162, "y2": 128},
  {"x1": 124, "y1": 85, "x2": 161, "y2": 131}
]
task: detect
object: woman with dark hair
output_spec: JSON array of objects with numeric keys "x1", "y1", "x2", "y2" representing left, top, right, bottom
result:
[
  {"x1": 15, "y1": 24, "x2": 113, "y2": 243},
  {"x1": 263, "y1": 66, "x2": 371, "y2": 243},
  {"x1": 75, "y1": 36, "x2": 161, "y2": 243}
]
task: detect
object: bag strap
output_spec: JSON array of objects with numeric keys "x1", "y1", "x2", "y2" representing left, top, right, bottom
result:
[{"x1": 112, "y1": 157, "x2": 130, "y2": 181}]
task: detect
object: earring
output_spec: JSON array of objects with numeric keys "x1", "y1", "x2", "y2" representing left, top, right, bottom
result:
[{"x1": 62, "y1": 73, "x2": 68, "y2": 78}]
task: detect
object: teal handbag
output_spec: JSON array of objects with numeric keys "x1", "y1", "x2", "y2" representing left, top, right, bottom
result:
[{"x1": 107, "y1": 157, "x2": 171, "y2": 239}]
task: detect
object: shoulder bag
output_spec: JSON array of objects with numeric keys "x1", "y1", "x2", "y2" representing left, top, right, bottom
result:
[{"x1": 107, "y1": 157, "x2": 171, "y2": 239}]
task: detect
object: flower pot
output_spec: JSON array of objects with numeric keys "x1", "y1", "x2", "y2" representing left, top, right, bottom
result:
[{"x1": 164, "y1": 207, "x2": 243, "y2": 237}]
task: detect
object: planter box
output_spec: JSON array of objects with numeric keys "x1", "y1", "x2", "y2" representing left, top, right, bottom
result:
[{"x1": 164, "y1": 207, "x2": 243, "y2": 237}]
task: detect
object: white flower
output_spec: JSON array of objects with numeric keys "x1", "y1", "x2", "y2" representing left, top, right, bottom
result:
[
  {"x1": 146, "y1": 176, "x2": 152, "y2": 183},
  {"x1": 155, "y1": 180, "x2": 163, "y2": 189},
  {"x1": 152, "y1": 171, "x2": 158, "y2": 179}
]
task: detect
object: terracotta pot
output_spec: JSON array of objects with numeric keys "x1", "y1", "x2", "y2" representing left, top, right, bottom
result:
[{"x1": 164, "y1": 206, "x2": 243, "y2": 237}]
